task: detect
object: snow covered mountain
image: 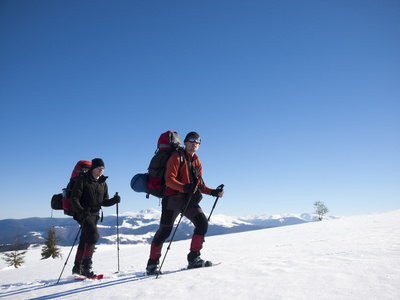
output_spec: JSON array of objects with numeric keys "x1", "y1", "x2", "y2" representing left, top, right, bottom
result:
[
  {"x1": 1, "y1": 210, "x2": 398, "y2": 299},
  {"x1": 0, "y1": 209, "x2": 336, "y2": 248}
]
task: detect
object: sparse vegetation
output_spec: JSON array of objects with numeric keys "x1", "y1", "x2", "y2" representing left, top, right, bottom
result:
[
  {"x1": 41, "y1": 226, "x2": 62, "y2": 259},
  {"x1": 2, "y1": 230, "x2": 28, "y2": 268},
  {"x1": 313, "y1": 201, "x2": 329, "y2": 221}
]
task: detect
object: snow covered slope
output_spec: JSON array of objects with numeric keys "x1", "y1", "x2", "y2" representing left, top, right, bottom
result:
[{"x1": 1, "y1": 210, "x2": 399, "y2": 299}]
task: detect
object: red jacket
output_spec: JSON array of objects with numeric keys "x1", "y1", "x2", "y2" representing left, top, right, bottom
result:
[{"x1": 165, "y1": 150, "x2": 212, "y2": 196}]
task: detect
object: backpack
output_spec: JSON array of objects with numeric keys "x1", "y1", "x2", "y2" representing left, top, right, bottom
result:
[
  {"x1": 131, "y1": 131, "x2": 185, "y2": 198},
  {"x1": 51, "y1": 160, "x2": 92, "y2": 216}
]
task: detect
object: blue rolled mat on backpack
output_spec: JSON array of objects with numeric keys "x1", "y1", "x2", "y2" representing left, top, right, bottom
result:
[{"x1": 130, "y1": 173, "x2": 149, "y2": 193}]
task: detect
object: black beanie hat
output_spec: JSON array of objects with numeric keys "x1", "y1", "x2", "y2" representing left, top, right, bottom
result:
[
  {"x1": 92, "y1": 158, "x2": 105, "y2": 169},
  {"x1": 184, "y1": 131, "x2": 200, "y2": 142}
]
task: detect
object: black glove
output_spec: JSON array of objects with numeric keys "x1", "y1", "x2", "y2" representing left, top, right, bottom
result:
[
  {"x1": 111, "y1": 193, "x2": 121, "y2": 204},
  {"x1": 79, "y1": 209, "x2": 91, "y2": 222},
  {"x1": 184, "y1": 183, "x2": 196, "y2": 194},
  {"x1": 211, "y1": 184, "x2": 224, "y2": 197},
  {"x1": 210, "y1": 189, "x2": 219, "y2": 197}
]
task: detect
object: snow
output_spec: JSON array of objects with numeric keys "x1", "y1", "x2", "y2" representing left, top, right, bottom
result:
[
  {"x1": 1, "y1": 210, "x2": 399, "y2": 299},
  {"x1": 206, "y1": 214, "x2": 253, "y2": 227}
]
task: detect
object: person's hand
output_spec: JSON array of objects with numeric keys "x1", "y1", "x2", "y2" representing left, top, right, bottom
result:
[
  {"x1": 79, "y1": 209, "x2": 91, "y2": 221},
  {"x1": 184, "y1": 183, "x2": 197, "y2": 194},
  {"x1": 211, "y1": 189, "x2": 224, "y2": 197},
  {"x1": 111, "y1": 193, "x2": 121, "y2": 204},
  {"x1": 211, "y1": 184, "x2": 224, "y2": 197}
]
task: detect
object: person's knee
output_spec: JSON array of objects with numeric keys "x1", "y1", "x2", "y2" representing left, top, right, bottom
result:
[
  {"x1": 153, "y1": 226, "x2": 173, "y2": 245},
  {"x1": 160, "y1": 209, "x2": 175, "y2": 226},
  {"x1": 86, "y1": 232, "x2": 99, "y2": 244},
  {"x1": 194, "y1": 213, "x2": 208, "y2": 236}
]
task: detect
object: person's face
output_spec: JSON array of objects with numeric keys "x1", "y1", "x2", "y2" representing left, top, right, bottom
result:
[
  {"x1": 184, "y1": 136, "x2": 201, "y2": 154},
  {"x1": 92, "y1": 166, "x2": 104, "y2": 179}
]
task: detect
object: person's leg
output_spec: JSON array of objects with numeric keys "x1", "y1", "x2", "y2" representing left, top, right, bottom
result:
[
  {"x1": 146, "y1": 197, "x2": 183, "y2": 274},
  {"x1": 184, "y1": 206, "x2": 209, "y2": 266},
  {"x1": 72, "y1": 229, "x2": 85, "y2": 274},
  {"x1": 81, "y1": 216, "x2": 99, "y2": 278}
]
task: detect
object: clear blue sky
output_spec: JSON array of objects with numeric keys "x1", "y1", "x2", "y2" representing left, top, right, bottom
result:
[{"x1": 1, "y1": 0, "x2": 399, "y2": 220}]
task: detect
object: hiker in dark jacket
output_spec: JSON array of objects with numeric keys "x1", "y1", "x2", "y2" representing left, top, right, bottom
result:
[
  {"x1": 70, "y1": 158, "x2": 120, "y2": 278},
  {"x1": 146, "y1": 132, "x2": 224, "y2": 275}
]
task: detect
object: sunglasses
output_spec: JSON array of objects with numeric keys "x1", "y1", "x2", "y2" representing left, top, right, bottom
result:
[
  {"x1": 187, "y1": 137, "x2": 201, "y2": 144},
  {"x1": 96, "y1": 166, "x2": 105, "y2": 170}
]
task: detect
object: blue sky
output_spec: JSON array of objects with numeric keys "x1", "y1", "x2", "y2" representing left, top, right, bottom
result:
[{"x1": 0, "y1": 0, "x2": 399, "y2": 220}]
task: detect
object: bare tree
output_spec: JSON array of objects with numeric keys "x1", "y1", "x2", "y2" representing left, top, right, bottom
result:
[
  {"x1": 313, "y1": 201, "x2": 329, "y2": 221},
  {"x1": 2, "y1": 230, "x2": 28, "y2": 268},
  {"x1": 41, "y1": 226, "x2": 63, "y2": 260}
]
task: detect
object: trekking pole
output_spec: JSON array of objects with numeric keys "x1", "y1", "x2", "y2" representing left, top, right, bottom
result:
[
  {"x1": 116, "y1": 192, "x2": 120, "y2": 273},
  {"x1": 156, "y1": 189, "x2": 196, "y2": 279},
  {"x1": 56, "y1": 226, "x2": 81, "y2": 284},
  {"x1": 208, "y1": 184, "x2": 224, "y2": 221}
]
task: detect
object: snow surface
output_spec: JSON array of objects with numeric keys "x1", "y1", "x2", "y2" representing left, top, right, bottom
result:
[{"x1": 1, "y1": 210, "x2": 399, "y2": 299}]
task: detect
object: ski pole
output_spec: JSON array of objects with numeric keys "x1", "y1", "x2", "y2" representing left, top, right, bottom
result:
[
  {"x1": 208, "y1": 184, "x2": 224, "y2": 221},
  {"x1": 57, "y1": 226, "x2": 81, "y2": 284},
  {"x1": 156, "y1": 187, "x2": 196, "y2": 279},
  {"x1": 116, "y1": 192, "x2": 120, "y2": 273}
]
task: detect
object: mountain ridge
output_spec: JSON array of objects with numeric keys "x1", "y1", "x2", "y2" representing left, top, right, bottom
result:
[{"x1": 0, "y1": 208, "x2": 336, "y2": 249}]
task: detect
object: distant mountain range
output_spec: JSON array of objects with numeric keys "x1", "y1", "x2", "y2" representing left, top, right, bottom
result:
[{"x1": 0, "y1": 209, "x2": 337, "y2": 251}]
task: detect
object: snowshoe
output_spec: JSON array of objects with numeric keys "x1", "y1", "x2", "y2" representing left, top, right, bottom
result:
[{"x1": 73, "y1": 273, "x2": 104, "y2": 281}]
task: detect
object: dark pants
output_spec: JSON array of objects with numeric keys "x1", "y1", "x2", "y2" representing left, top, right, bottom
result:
[
  {"x1": 75, "y1": 215, "x2": 100, "y2": 263},
  {"x1": 149, "y1": 195, "x2": 208, "y2": 263}
]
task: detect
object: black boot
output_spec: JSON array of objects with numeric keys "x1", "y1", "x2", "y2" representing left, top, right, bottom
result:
[
  {"x1": 81, "y1": 258, "x2": 96, "y2": 278},
  {"x1": 72, "y1": 261, "x2": 82, "y2": 275},
  {"x1": 187, "y1": 251, "x2": 212, "y2": 269},
  {"x1": 187, "y1": 250, "x2": 200, "y2": 262},
  {"x1": 146, "y1": 258, "x2": 161, "y2": 275}
]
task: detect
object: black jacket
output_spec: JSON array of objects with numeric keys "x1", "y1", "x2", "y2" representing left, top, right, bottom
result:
[{"x1": 70, "y1": 172, "x2": 114, "y2": 216}]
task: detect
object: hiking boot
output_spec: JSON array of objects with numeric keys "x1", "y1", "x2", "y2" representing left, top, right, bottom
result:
[
  {"x1": 81, "y1": 266, "x2": 96, "y2": 278},
  {"x1": 187, "y1": 250, "x2": 201, "y2": 262},
  {"x1": 146, "y1": 264, "x2": 161, "y2": 276},
  {"x1": 187, "y1": 256, "x2": 212, "y2": 269},
  {"x1": 72, "y1": 261, "x2": 82, "y2": 275},
  {"x1": 81, "y1": 258, "x2": 96, "y2": 278}
]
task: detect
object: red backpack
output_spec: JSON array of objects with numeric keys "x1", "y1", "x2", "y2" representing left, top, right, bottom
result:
[
  {"x1": 51, "y1": 160, "x2": 92, "y2": 216},
  {"x1": 131, "y1": 131, "x2": 185, "y2": 198}
]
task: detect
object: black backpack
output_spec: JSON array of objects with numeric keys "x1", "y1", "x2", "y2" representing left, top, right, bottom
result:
[{"x1": 51, "y1": 160, "x2": 92, "y2": 216}]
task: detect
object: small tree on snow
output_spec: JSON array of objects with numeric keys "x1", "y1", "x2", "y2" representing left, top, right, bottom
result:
[
  {"x1": 2, "y1": 230, "x2": 27, "y2": 268},
  {"x1": 313, "y1": 201, "x2": 329, "y2": 221},
  {"x1": 41, "y1": 226, "x2": 62, "y2": 259}
]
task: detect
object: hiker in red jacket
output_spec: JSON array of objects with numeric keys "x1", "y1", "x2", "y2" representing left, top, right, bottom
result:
[{"x1": 146, "y1": 132, "x2": 224, "y2": 275}]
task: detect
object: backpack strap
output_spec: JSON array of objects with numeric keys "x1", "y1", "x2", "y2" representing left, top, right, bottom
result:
[
  {"x1": 177, "y1": 150, "x2": 185, "y2": 170},
  {"x1": 181, "y1": 150, "x2": 199, "y2": 185}
]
